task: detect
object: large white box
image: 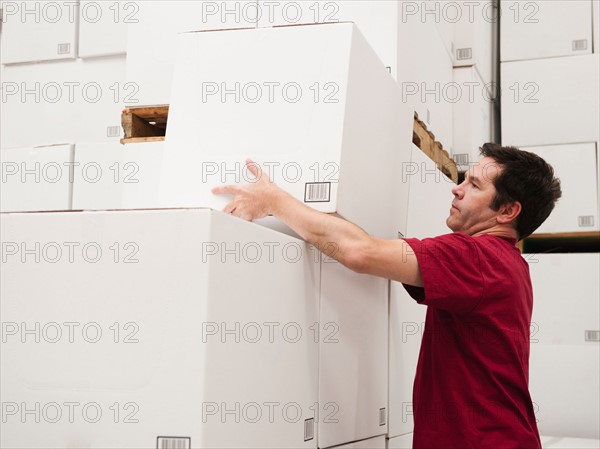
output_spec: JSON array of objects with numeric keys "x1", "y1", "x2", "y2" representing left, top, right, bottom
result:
[
  {"x1": 388, "y1": 145, "x2": 455, "y2": 438},
  {"x1": 159, "y1": 22, "x2": 413, "y2": 240},
  {"x1": 0, "y1": 209, "x2": 320, "y2": 448},
  {"x1": 501, "y1": 0, "x2": 593, "y2": 62},
  {"x1": 453, "y1": 0, "x2": 494, "y2": 85},
  {"x1": 452, "y1": 66, "x2": 493, "y2": 171},
  {"x1": 0, "y1": 0, "x2": 77, "y2": 64},
  {"x1": 126, "y1": 1, "x2": 258, "y2": 104},
  {"x1": 501, "y1": 55, "x2": 600, "y2": 147},
  {"x1": 530, "y1": 345, "x2": 600, "y2": 439},
  {"x1": 1, "y1": 57, "x2": 128, "y2": 148},
  {"x1": 257, "y1": 1, "x2": 398, "y2": 76},
  {"x1": 0, "y1": 144, "x2": 73, "y2": 212},
  {"x1": 525, "y1": 143, "x2": 598, "y2": 234},
  {"x1": 397, "y1": 18, "x2": 454, "y2": 150},
  {"x1": 528, "y1": 254, "x2": 600, "y2": 346},
  {"x1": 318, "y1": 261, "x2": 389, "y2": 448},
  {"x1": 78, "y1": 1, "x2": 129, "y2": 58}
]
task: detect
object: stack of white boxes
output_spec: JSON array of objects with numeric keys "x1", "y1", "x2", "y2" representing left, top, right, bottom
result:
[
  {"x1": 0, "y1": 0, "x2": 128, "y2": 212},
  {"x1": 0, "y1": 3, "x2": 466, "y2": 448},
  {"x1": 450, "y1": 0, "x2": 495, "y2": 171},
  {"x1": 387, "y1": 145, "x2": 455, "y2": 449},
  {"x1": 501, "y1": 0, "x2": 600, "y2": 440},
  {"x1": 157, "y1": 22, "x2": 412, "y2": 449}
]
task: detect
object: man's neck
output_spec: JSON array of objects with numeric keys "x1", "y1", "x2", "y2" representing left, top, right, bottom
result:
[{"x1": 472, "y1": 226, "x2": 519, "y2": 241}]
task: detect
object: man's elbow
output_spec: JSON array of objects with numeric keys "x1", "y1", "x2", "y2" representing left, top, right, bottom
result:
[{"x1": 338, "y1": 239, "x2": 374, "y2": 274}]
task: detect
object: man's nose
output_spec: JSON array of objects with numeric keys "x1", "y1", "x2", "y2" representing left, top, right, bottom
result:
[{"x1": 452, "y1": 183, "x2": 464, "y2": 199}]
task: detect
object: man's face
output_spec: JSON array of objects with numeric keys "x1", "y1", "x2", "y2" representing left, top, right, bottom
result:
[{"x1": 446, "y1": 157, "x2": 503, "y2": 235}]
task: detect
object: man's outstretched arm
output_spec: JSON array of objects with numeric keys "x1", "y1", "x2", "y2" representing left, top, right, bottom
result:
[{"x1": 212, "y1": 159, "x2": 423, "y2": 287}]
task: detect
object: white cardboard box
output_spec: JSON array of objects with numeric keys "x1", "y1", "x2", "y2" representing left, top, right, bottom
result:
[
  {"x1": 120, "y1": 141, "x2": 165, "y2": 209},
  {"x1": 126, "y1": 1, "x2": 258, "y2": 105},
  {"x1": 0, "y1": 0, "x2": 77, "y2": 64},
  {"x1": 452, "y1": 66, "x2": 493, "y2": 171},
  {"x1": 524, "y1": 143, "x2": 598, "y2": 233},
  {"x1": 528, "y1": 254, "x2": 600, "y2": 346},
  {"x1": 0, "y1": 144, "x2": 74, "y2": 212},
  {"x1": 318, "y1": 261, "x2": 389, "y2": 448},
  {"x1": 501, "y1": 0, "x2": 593, "y2": 62},
  {"x1": 501, "y1": 54, "x2": 600, "y2": 147},
  {"x1": 71, "y1": 142, "x2": 126, "y2": 210},
  {"x1": 159, "y1": 22, "x2": 413, "y2": 240},
  {"x1": 0, "y1": 209, "x2": 320, "y2": 448},
  {"x1": 530, "y1": 345, "x2": 600, "y2": 439},
  {"x1": 453, "y1": 0, "x2": 494, "y2": 85},
  {"x1": 1, "y1": 57, "x2": 128, "y2": 148},
  {"x1": 256, "y1": 1, "x2": 398, "y2": 76},
  {"x1": 388, "y1": 145, "x2": 455, "y2": 438},
  {"x1": 78, "y1": 0, "x2": 129, "y2": 58},
  {"x1": 396, "y1": 18, "x2": 454, "y2": 150},
  {"x1": 70, "y1": 141, "x2": 166, "y2": 211}
]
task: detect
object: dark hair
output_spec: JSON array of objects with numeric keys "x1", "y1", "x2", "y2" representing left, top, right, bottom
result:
[{"x1": 479, "y1": 143, "x2": 562, "y2": 240}]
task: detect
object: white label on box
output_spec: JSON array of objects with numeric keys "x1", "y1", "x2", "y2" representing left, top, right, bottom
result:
[
  {"x1": 304, "y1": 182, "x2": 331, "y2": 203},
  {"x1": 156, "y1": 436, "x2": 191, "y2": 449},
  {"x1": 304, "y1": 418, "x2": 315, "y2": 441},
  {"x1": 585, "y1": 330, "x2": 600, "y2": 342}
]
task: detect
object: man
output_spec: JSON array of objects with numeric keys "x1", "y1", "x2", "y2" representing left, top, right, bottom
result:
[{"x1": 213, "y1": 143, "x2": 562, "y2": 449}]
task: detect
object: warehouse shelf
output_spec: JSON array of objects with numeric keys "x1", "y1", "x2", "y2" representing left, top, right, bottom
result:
[{"x1": 518, "y1": 231, "x2": 600, "y2": 254}]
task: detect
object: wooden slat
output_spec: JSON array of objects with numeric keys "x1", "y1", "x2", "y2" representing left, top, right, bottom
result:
[{"x1": 412, "y1": 112, "x2": 459, "y2": 184}]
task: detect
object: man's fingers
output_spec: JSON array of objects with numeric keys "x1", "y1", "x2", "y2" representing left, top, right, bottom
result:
[
  {"x1": 223, "y1": 202, "x2": 236, "y2": 214},
  {"x1": 212, "y1": 185, "x2": 242, "y2": 195},
  {"x1": 245, "y1": 159, "x2": 263, "y2": 181}
]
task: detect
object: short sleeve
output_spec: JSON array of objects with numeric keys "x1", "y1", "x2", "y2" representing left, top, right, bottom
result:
[{"x1": 401, "y1": 233, "x2": 485, "y2": 313}]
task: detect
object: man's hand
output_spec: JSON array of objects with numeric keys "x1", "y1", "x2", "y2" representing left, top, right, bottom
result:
[{"x1": 211, "y1": 159, "x2": 282, "y2": 221}]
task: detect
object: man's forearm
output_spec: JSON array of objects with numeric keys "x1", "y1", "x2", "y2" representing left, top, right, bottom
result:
[{"x1": 269, "y1": 188, "x2": 371, "y2": 270}]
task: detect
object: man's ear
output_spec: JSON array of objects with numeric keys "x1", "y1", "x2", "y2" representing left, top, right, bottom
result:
[{"x1": 497, "y1": 201, "x2": 522, "y2": 225}]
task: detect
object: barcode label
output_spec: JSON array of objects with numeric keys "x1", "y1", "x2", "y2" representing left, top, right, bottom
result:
[
  {"x1": 453, "y1": 153, "x2": 470, "y2": 166},
  {"x1": 304, "y1": 418, "x2": 315, "y2": 441},
  {"x1": 57, "y1": 43, "x2": 71, "y2": 54},
  {"x1": 585, "y1": 330, "x2": 600, "y2": 342},
  {"x1": 107, "y1": 125, "x2": 121, "y2": 138},
  {"x1": 156, "y1": 437, "x2": 190, "y2": 449},
  {"x1": 572, "y1": 39, "x2": 588, "y2": 51},
  {"x1": 578, "y1": 216, "x2": 595, "y2": 227},
  {"x1": 379, "y1": 407, "x2": 386, "y2": 426},
  {"x1": 305, "y1": 182, "x2": 331, "y2": 203},
  {"x1": 456, "y1": 47, "x2": 472, "y2": 60}
]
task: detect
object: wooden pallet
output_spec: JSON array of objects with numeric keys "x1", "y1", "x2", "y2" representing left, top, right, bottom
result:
[
  {"x1": 120, "y1": 105, "x2": 458, "y2": 183},
  {"x1": 412, "y1": 112, "x2": 458, "y2": 183},
  {"x1": 121, "y1": 105, "x2": 169, "y2": 144}
]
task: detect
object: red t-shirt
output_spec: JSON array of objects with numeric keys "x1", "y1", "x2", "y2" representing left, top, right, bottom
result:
[{"x1": 402, "y1": 232, "x2": 541, "y2": 449}]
